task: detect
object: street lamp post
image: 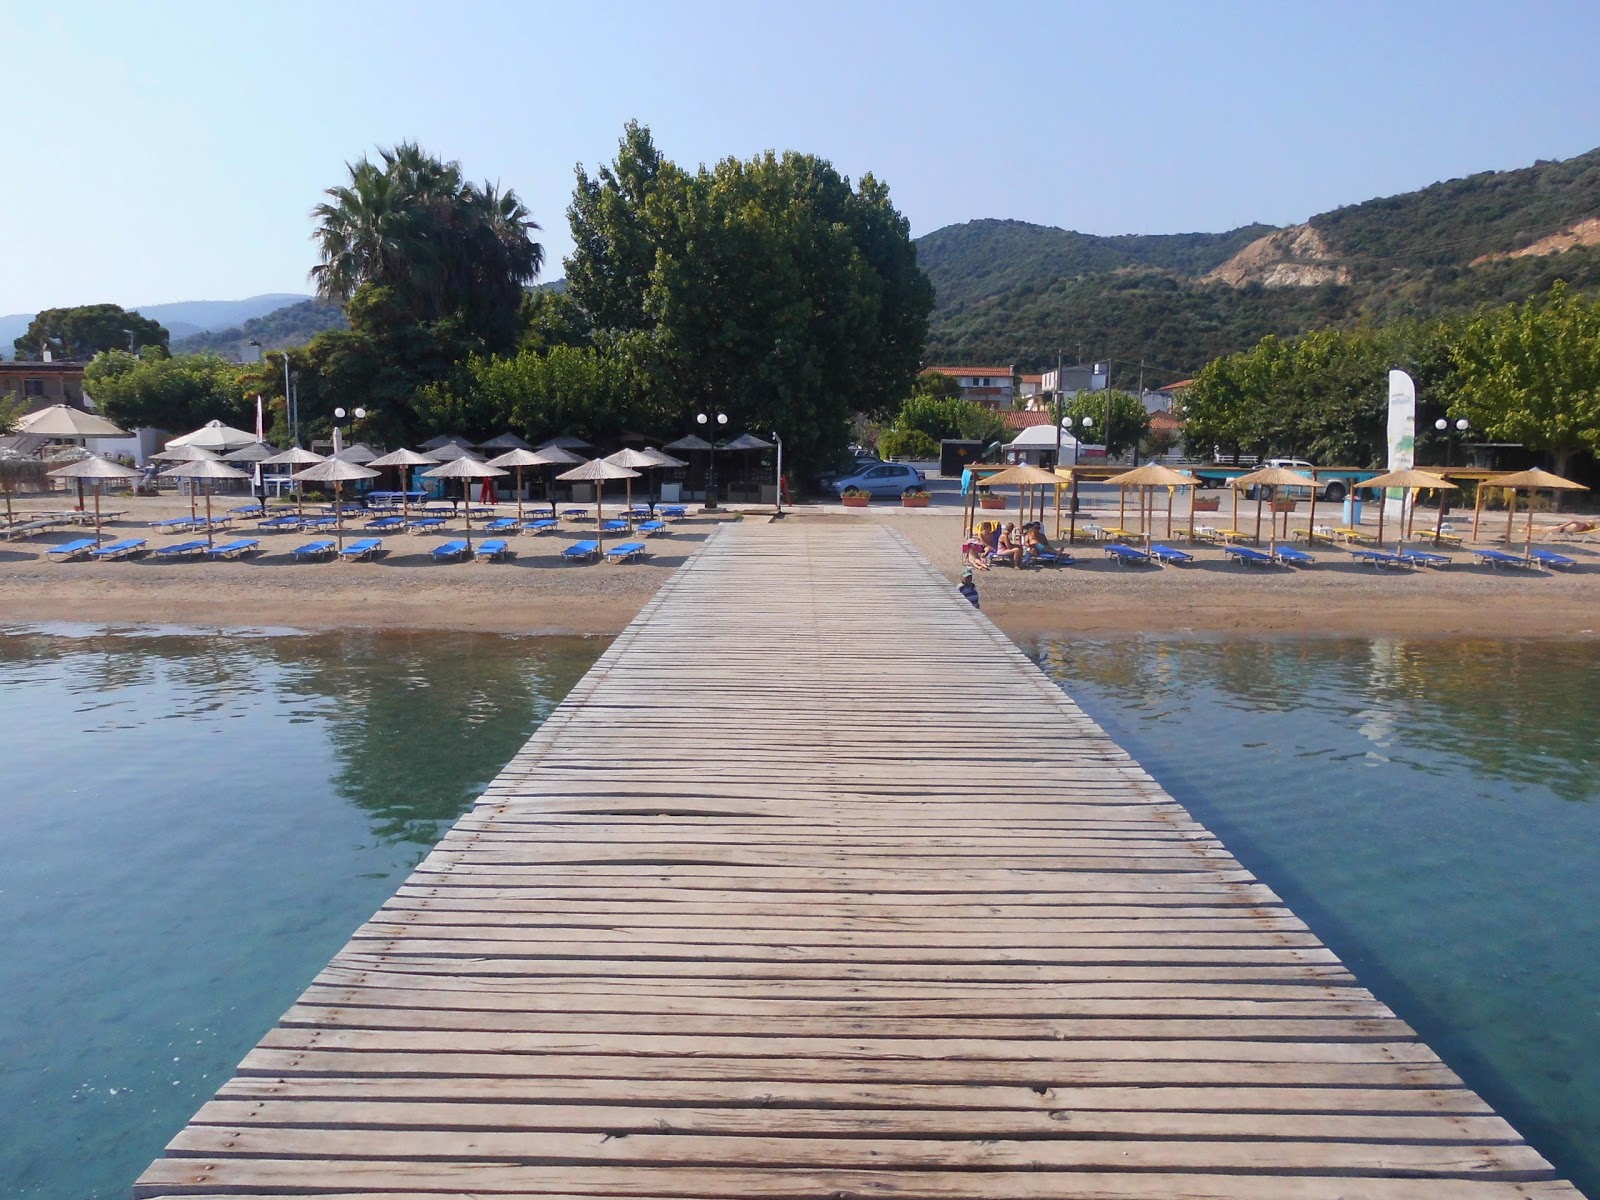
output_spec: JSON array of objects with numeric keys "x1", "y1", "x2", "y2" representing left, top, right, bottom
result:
[
  {"x1": 1435, "y1": 417, "x2": 1468, "y2": 518},
  {"x1": 1065, "y1": 414, "x2": 1094, "y2": 467},
  {"x1": 697, "y1": 411, "x2": 728, "y2": 508}
]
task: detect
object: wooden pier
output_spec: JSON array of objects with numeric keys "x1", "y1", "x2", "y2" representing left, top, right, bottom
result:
[{"x1": 138, "y1": 521, "x2": 1581, "y2": 1198}]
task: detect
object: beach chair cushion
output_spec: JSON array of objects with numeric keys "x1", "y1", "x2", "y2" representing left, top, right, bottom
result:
[
  {"x1": 523, "y1": 519, "x2": 559, "y2": 534},
  {"x1": 605, "y1": 541, "x2": 648, "y2": 563},
  {"x1": 154, "y1": 540, "x2": 209, "y2": 558},
  {"x1": 91, "y1": 538, "x2": 147, "y2": 559},
  {"x1": 47, "y1": 538, "x2": 99, "y2": 560},
  {"x1": 430, "y1": 540, "x2": 469, "y2": 561},
  {"x1": 1274, "y1": 545, "x2": 1315, "y2": 567},
  {"x1": 1350, "y1": 549, "x2": 1411, "y2": 569},
  {"x1": 474, "y1": 539, "x2": 513, "y2": 561},
  {"x1": 1149, "y1": 544, "x2": 1194, "y2": 565},
  {"x1": 561, "y1": 540, "x2": 600, "y2": 561},
  {"x1": 1225, "y1": 545, "x2": 1277, "y2": 567},
  {"x1": 1104, "y1": 544, "x2": 1154, "y2": 566},
  {"x1": 208, "y1": 539, "x2": 261, "y2": 559},
  {"x1": 290, "y1": 540, "x2": 337, "y2": 561},
  {"x1": 340, "y1": 538, "x2": 383, "y2": 561}
]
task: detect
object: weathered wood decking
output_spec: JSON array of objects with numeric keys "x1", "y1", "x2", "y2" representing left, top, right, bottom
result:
[{"x1": 138, "y1": 521, "x2": 1581, "y2": 1198}]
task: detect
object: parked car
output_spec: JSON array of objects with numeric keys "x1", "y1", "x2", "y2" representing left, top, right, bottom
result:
[{"x1": 829, "y1": 461, "x2": 926, "y2": 498}]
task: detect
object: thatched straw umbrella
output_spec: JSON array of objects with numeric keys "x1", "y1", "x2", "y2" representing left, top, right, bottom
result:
[
  {"x1": 1106, "y1": 463, "x2": 1192, "y2": 543},
  {"x1": 292, "y1": 458, "x2": 381, "y2": 551},
  {"x1": 487, "y1": 447, "x2": 569, "y2": 523},
  {"x1": 636, "y1": 447, "x2": 687, "y2": 512},
  {"x1": 422, "y1": 457, "x2": 508, "y2": 552},
  {"x1": 0, "y1": 446, "x2": 36, "y2": 524},
  {"x1": 46, "y1": 456, "x2": 142, "y2": 545},
  {"x1": 479, "y1": 433, "x2": 533, "y2": 452},
  {"x1": 975, "y1": 464, "x2": 1062, "y2": 535},
  {"x1": 366, "y1": 448, "x2": 438, "y2": 518},
  {"x1": 260, "y1": 446, "x2": 327, "y2": 517},
  {"x1": 333, "y1": 442, "x2": 380, "y2": 464},
  {"x1": 1360, "y1": 468, "x2": 1456, "y2": 551},
  {"x1": 556, "y1": 459, "x2": 640, "y2": 552},
  {"x1": 1484, "y1": 467, "x2": 1590, "y2": 563},
  {"x1": 603, "y1": 448, "x2": 667, "y2": 524},
  {"x1": 160, "y1": 458, "x2": 253, "y2": 548},
  {"x1": 1231, "y1": 466, "x2": 1323, "y2": 549}
]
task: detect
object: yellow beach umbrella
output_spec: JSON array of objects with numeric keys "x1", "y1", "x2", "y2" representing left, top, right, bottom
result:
[
  {"x1": 1107, "y1": 463, "x2": 1191, "y2": 542},
  {"x1": 1485, "y1": 467, "x2": 1590, "y2": 563},
  {"x1": 1361, "y1": 468, "x2": 1456, "y2": 551},
  {"x1": 981, "y1": 464, "x2": 1062, "y2": 533},
  {"x1": 1232, "y1": 466, "x2": 1320, "y2": 551}
]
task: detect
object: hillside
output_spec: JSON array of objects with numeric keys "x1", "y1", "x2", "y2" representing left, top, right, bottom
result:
[
  {"x1": 172, "y1": 298, "x2": 347, "y2": 358},
  {"x1": 919, "y1": 146, "x2": 1600, "y2": 380},
  {"x1": 0, "y1": 293, "x2": 312, "y2": 359}
]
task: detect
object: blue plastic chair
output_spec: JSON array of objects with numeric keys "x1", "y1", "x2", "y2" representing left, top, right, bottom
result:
[
  {"x1": 638, "y1": 520, "x2": 668, "y2": 537},
  {"x1": 600, "y1": 519, "x2": 630, "y2": 534},
  {"x1": 258, "y1": 514, "x2": 302, "y2": 530},
  {"x1": 1531, "y1": 548, "x2": 1578, "y2": 570},
  {"x1": 659, "y1": 505, "x2": 688, "y2": 521},
  {"x1": 408, "y1": 516, "x2": 447, "y2": 533},
  {"x1": 365, "y1": 516, "x2": 406, "y2": 530},
  {"x1": 483, "y1": 518, "x2": 519, "y2": 533},
  {"x1": 522, "y1": 518, "x2": 559, "y2": 534},
  {"x1": 1399, "y1": 549, "x2": 1451, "y2": 568}
]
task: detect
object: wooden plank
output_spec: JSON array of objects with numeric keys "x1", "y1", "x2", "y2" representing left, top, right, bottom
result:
[{"x1": 136, "y1": 523, "x2": 1575, "y2": 1199}]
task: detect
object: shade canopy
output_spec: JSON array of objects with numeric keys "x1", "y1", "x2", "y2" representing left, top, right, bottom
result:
[
  {"x1": 663, "y1": 434, "x2": 714, "y2": 452},
  {"x1": 982, "y1": 464, "x2": 1065, "y2": 488},
  {"x1": 1106, "y1": 464, "x2": 1192, "y2": 488},
  {"x1": 486, "y1": 447, "x2": 569, "y2": 469},
  {"x1": 366, "y1": 448, "x2": 438, "y2": 468},
  {"x1": 47, "y1": 456, "x2": 142, "y2": 481},
  {"x1": 221, "y1": 441, "x2": 277, "y2": 463},
  {"x1": 260, "y1": 446, "x2": 327, "y2": 466},
  {"x1": 1490, "y1": 467, "x2": 1589, "y2": 492},
  {"x1": 420, "y1": 434, "x2": 474, "y2": 451},
  {"x1": 639, "y1": 447, "x2": 687, "y2": 468},
  {"x1": 151, "y1": 443, "x2": 222, "y2": 463},
  {"x1": 537, "y1": 435, "x2": 593, "y2": 451},
  {"x1": 428, "y1": 442, "x2": 480, "y2": 462},
  {"x1": 293, "y1": 458, "x2": 381, "y2": 484},
  {"x1": 1231, "y1": 466, "x2": 1319, "y2": 490},
  {"x1": 168, "y1": 419, "x2": 259, "y2": 451},
  {"x1": 14, "y1": 404, "x2": 128, "y2": 438},
  {"x1": 478, "y1": 432, "x2": 532, "y2": 451},
  {"x1": 721, "y1": 433, "x2": 774, "y2": 451},
  {"x1": 556, "y1": 459, "x2": 640, "y2": 483},
  {"x1": 1362, "y1": 468, "x2": 1457, "y2": 491},
  {"x1": 421, "y1": 457, "x2": 508, "y2": 480},
  {"x1": 603, "y1": 448, "x2": 664, "y2": 470},
  {"x1": 332, "y1": 442, "x2": 379, "y2": 464},
  {"x1": 160, "y1": 458, "x2": 253, "y2": 482}
]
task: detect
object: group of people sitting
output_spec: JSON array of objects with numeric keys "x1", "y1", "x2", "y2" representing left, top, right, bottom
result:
[{"x1": 962, "y1": 520, "x2": 1060, "y2": 570}]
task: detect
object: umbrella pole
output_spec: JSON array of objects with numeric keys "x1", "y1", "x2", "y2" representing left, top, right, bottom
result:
[
  {"x1": 1472, "y1": 482, "x2": 1486, "y2": 543},
  {"x1": 1525, "y1": 497, "x2": 1535, "y2": 564},
  {"x1": 1505, "y1": 489, "x2": 1516, "y2": 545},
  {"x1": 1232, "y1": 484, "x2": 1240, "y2": 539},
  {"x1": 401, "y1": 466, "x2": 409, "y2": 520},
  {"x1": 336, "y1": 481, "x2": 344, "y2": 552},
  {"x1": 1377, "y1": 491, "x2": 1385, "y2": 548},
  {"x1": 516, "y1": 467, "x2": 524, "y2": 524},
  {"x1": 1254, "y1": 492, "x2": 1263, "y2": 544},
  {"x1": 1433, "y1": 487, "x2": 1446, "y2": 546},
  {"x1": 1308, "y1": 485, "x2": 1318, "y2": 544},
  {"x1": 1069, "y1": 475, "x2": 1079, "y2": 545},
  {"x1": 94, "y1": 485, "x2": 103, "y2": 547},
  {"x1": 595, "y1": 487, "x2": 603, "y2": 553},
  {"x1": 464, "y1": 481, "x2": 472, "y2": 550},
  {"x1": 626, "y1": 478, "x2": 634, "y2": 529},
  {"x1": 1166, "y1": 487, "x2": 1174, "y2": 541},
  {"x1": 1118, "y1": 486, "x2": 1126, "y2": 532},
  {"x1": 1188, "y1": 484, "x2": 1197, "y2": 543}
]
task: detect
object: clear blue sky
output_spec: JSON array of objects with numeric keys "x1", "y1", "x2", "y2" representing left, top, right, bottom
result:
[{"x1": 4, "y1": 0, "x2": 1599, "y2": 315}]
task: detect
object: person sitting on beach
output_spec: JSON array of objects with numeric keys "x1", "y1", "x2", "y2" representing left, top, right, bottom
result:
[
  {"x1": 957, "y1": 566, "x2": 980, "y2": 609},
  {"x1": 992, "y1": 522, "x2": 1026, "y2": 568},
  {"x1": 961, "y1": 535, "x2": 991, "y2": 571},
  {"x1": 1022, "y1": 522, "x2": 1055, "y2": 556}
]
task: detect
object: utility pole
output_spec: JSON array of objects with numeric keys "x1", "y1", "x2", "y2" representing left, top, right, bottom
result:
[
  {"x1": 1103, "y1": 360, "x2": 1113, "y2": 464},
  {"x1": 1052, "y1": 349, "x2": 1063, "y2": 470}
]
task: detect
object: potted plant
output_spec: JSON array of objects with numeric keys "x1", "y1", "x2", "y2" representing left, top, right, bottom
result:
[
  {"x1": 1270, "y1": 498, "x2": 1297, "y2": 513},
  {"x1": 977, "y1": 487, "x2": 1007, "y2": 511},
  {"x1": 840, "y1": 486, "x2": 871, "y2": 508},
  {"x1": 1192, "y1": 495, "x2": 1221, "y2": 512},
  {"x1": 901, "y1": 486, "x2": 930, "y2": 508}
]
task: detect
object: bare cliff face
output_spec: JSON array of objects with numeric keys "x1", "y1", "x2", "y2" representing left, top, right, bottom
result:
[
  {"x1": 1472, "y1": 217, "x2": 1600, "y2": 264},
  {"x1": 1202, "y1": 224, "x2": 1352, "y2": 288}
]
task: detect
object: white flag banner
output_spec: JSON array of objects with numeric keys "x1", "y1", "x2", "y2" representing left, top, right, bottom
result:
[
  {"x1": 255, "y1": 394, "x2": 264, "y2": 442},
  {"x1": 1387, "y1": 369, "x2": 1417, "y2": 517}
]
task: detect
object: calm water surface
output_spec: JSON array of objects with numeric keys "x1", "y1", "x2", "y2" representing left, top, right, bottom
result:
[
  {"x1": 1036, "y1": 636, "x2": 1600, "y2": 1196},
  {"x1": 0, "y1": 624, "x2": 603, "y2": 1200}
]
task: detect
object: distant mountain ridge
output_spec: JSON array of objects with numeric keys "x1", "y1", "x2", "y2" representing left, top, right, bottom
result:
[
  {"x1": 0, "y1": 293, "x2": 311, "y2": 358},
  {"x1": 917, "y1": 145, "x2": 1600, "y2": 377}
]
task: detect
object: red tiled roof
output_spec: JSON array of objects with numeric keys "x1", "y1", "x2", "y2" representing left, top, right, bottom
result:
[
  {"x1": 1155, "y1": 378, "x2": 1195, "y2": 392},
  {"x1": 1019, "y1": 373, "x2": 1044, "y2": 384},
  {"x1": 922, "y1": 366, "x2": 1014, "y2": 378},
  {"x1": 1151, "y1": 410, "x2": 1184, "y2": 430},
  {"x1": 1002, "y1": 411, "x2": 1054, "y2": 430}
]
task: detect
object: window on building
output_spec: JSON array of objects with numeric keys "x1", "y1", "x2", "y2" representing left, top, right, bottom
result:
[{"x1": 23, "y1": 378, "x2": 45, "y2": 397}]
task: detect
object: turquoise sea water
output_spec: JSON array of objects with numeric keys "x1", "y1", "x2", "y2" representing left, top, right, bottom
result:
[
  {"x1": 0, "y1": 625, "x2": 603, "y2": 1200},
  {"x1": 1036, "y1": 637, "x2": 1600, "y2": 1196}
]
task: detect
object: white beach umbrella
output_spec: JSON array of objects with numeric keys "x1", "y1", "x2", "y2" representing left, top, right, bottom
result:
[
  {"x1": 47, "y1": 455, "x2": 142, "y2": 545},
  {"x1": 168, "y1": 419, "x2": 259, "y2": 452},
  {"x1": 14, "y1": 404, "x2": 128, "y2": 438}
]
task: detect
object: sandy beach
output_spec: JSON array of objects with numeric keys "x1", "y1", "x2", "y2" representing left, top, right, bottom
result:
[{"x1": 2, "y1": 496, "x2": 1596, "y2": 641}]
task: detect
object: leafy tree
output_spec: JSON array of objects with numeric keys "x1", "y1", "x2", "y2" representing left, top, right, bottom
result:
[
  {"x1": 14, "y1": 304, "x2": 168, "y2": 361},
  {"x1": 887, "y1": 393, "x2": 1006, "y2": 448},
  {"x1": 1066, "y1": 390, "x2": 1149, "y2": 458},
  {"x1": 1, "y1": 391, "x2": 28, "y2": 431},
  {"x1": 1450, "y1": 281, "x2": 1600, "y2": 476},
  {"x1": 310, "y1": 142, "x2": 543, "y2": 353},
  {"x1": 85, "y1": 351, "x2": 247, "y2": 432}
]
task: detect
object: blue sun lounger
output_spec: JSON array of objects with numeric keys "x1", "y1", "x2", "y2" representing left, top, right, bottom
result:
[
  {"x1": 290, "y1": 539, "x2": 337, "y2": 561},
  {"x1": 522, "y1": 518, "x2": 559, "y2": 534},
  {"x1": 430, "y1": 540, "x2": 469, "y2": 562},
  {"x1": 301, "y1": 515, "x2": 338, "y2": 531},
  {"x1": 1474, "y1": 548, "x2": 1537, "y2": 570},
  {"x1": 562, "y1": 508, "x2": 590, "y2": 521},
  {"x1": 483, "y1": 517, "x2": 519, "y2": 533},
  {"x1": 154, "y1": 540, "x2": 210, "y2": 559},
  {"x1": 1399, "y1": 549, "x2": 1451, "y2": 568},
  {"x1": 91, "y1": 538, "x2": 147, "y2": 560},
  {"x1": 1104, "y1": 544, "x2": 1154, "y2": 566},
  {"x1": 407, "y1": 516, "x2": 447, "y2": 533},
  {"x1": 605, "y1": 541, "x2": 648, "y2": 563},
  {"x1": 149, "y1": 516, "x2": 196, "y2": 531},
  {"x1": 1350, "y1": 549, "x2": 1412, "y2": 569},
  {"x1": 600, "y1": 519, "x2": 630, "y2": 534},
  {"x1": 47, "y1": 538, "x2": 99, "y2": 561},
  {"x1": 1225, "y1": 545, "x2": 1278, "y2": 568},
  {"x1": 1273, "y1": 545, "x2": 1315, "y2": 567},
  {"x1": 1149, "y1": 544, "x2": 1194, "y2": 565},
  {"x1": 474, "y1": 539, "x2": 513, "y2": 562},
  {"x1": 207, "y1": 538, "x2": 261, "y2": 559},
  {"x1": 658, "y1": 505, "x2": 688, "y2": 521},
  {"x1": 365, "y1": 515, "x2": 406, "y2": 531},
  {"x1": 1531, "y1": 548, "x2": 1578, "y2": 570},
  {"x1": 230, "y1": 504, "x2": 265, "y2": 518},
  {"x1": 622, "y1": 506, "x2": 652, "y2": 519},
  {"x1": 561, "y1": 540, "x2": 600, "y2": 563},
  {"x1": 638, "y1": 520, "x2": 668, "y2": 537},
  {"x1": 339, "y1": 538, "x2": 383, "y2": 561},
  {"x1": 258, "y1": 514, "x2": 302, "y2": 531}
]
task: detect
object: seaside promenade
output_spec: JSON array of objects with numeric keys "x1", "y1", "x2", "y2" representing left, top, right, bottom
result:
[{"x1": 137, "y1": 521, "x2": 1580, "y2": 1198}]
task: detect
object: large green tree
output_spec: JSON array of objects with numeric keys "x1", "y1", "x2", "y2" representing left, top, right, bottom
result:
[
  {"x1": 564, "y1": 124, "x2": 933, "y2": 473},
  {"x1": 14, "y1": 304, "x2": 168, "y2": 361},
  {"x1": 85, "y1": 351, "x2": 247, "y2": 432},
  {"x1": 310, "y1": 142, "x2": 543, "y2": 354},
  {"x1": 1066, "y1": 390, "x2": 1150, "y2": 458},
  {"x1": 1449, "y1": 281, "x2": 1600, "y2": 476}
]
